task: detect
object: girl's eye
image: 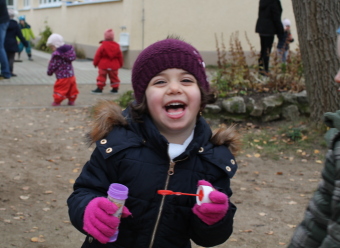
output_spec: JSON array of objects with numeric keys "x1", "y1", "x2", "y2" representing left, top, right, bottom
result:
[
  {"x1": 182, "y1": 78, "x2": 195, "y2": 83},
  {"x1": 154, "y1": 80, "x2": 166, "y2": 85}
]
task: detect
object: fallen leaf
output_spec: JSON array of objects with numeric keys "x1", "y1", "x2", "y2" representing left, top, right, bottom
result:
[
  {"x1": 44, "y1": 191, "x2": 53, "y2": 194},
  {"x1": 287, "y1": 224, "x2": 296, "y2": 228},
  {"x1": 279, "y1": 242, "x2": 286, "y2": 245},
  {"x1": 288, "y1": 201, "x2": 297, "y2": 205},
  {"x1": 265, "y1": 231, "x2": 274, "y2": 235},
  {"x1": 314, "y1": 150, "x2": 320, "y2": 154},
  {"x1": 315, "y1": 160, "x2": 322, "y2": 164},
  {"x1": 31, "y1": 237, "x2": 45, "y2": 243},
  {"x1": 246, "y1": 154, "x2": 252, "y2": 158},
  {"x1": 259, "y1": 212, "x2": 266, "y2": 216},
  {"x1": 42, "y1": 208, "x2": 50, "y2": 211},
  {"x1": 254, "y1": 153, "x2": 261, "y2": 158},
  {"x1": 22, "y1": 186, "x2": 29, "y2": 190},
  {"x1": 277, "y1": 172, "x2": 283, "y2": 175},
  {"x1": 20, "y1": 195, "x2": 30, "y2": 200},
  {"x1": 69, "y1": 179, "x2": 75, "y2": 184}
]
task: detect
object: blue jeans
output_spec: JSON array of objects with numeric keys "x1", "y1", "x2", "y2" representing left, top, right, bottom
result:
[{"x1": 0, "y1": 21, "x2": 11, "y2": 78}]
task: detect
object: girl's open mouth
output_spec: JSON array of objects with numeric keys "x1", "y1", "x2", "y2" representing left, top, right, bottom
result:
[{"x1": 165, "y1": 102, "x2": 186, "y2": 117}]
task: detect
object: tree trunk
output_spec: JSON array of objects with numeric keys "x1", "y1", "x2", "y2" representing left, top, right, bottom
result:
[{"x1": 291, "y1": 0, "x2": 340, "y2": 127}]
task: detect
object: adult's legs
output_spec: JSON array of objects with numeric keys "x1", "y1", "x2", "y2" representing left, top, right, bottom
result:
[
  {"x1": 258, "y1": 35, "x2": 274, "y2": 74},
  {"x1": 0, "y1": 22, "x2": 11, "y2": 78}
]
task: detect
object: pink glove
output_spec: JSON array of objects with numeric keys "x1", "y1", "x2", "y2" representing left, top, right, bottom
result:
[
  {"x1": 83, "y1": 197, "x2": 131, "y2": 244},
  {"x1": 192, "y1": 180, "x2": 229, "y2": 225}
]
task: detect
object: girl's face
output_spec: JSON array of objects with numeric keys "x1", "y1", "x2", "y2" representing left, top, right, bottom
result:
[
  {"x1": 49, "y1": 45, "x2": 56, "y2": 51},
  {"x1": 145, "y1": 68, "x2": 201, "y2": 138}
]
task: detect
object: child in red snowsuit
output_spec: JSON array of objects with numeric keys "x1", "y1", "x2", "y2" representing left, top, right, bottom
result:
[
  {"x1": 47, "y1": 33, "x2": 79, "y2": 106},
  {"x1": 91, "y1": 29, "x2": 123, "y2": 94}
]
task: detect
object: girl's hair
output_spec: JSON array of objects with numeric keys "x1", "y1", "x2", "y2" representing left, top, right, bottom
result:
[{"x1": 129, "y1": 83, "x2": 217, "y2": 122}]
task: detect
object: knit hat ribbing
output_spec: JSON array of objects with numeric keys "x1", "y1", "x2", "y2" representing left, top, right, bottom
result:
[
  {"x1": 46, "y1": 33, "x2": 65, "y2": 48},
  {"x1": 132, "y1": 38, "x2": 209, "y2": 104},
  {"x1": 104, "y1": 29, "x2": 114, "y2": 41}
]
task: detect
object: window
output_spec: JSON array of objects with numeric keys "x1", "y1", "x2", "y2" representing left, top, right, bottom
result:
[
  {"x1": 39, "y1": 0, "x2": 62, "y2": 7},
  {"x1": 23, "y1": 0, "x2": 30, "y2": 8},
  {"x1": 6, "y1": 0, "x2": 14, "y2": 7}
]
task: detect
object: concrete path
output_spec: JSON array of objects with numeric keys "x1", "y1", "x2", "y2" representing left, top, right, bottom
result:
[{"x1": 0, "y1": 49, "x2": 132, "y2": 109}]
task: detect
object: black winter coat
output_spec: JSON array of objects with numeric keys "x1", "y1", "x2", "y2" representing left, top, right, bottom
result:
[
  {"x1": 255, "y1": 0, "x2": 284, "y2": 35},
  {"x1": 67, "y1": 102, "x2": 238, "y2": 248},
  {"x1": 5, "y1": 19, "x2": 28, "y2": 53}
]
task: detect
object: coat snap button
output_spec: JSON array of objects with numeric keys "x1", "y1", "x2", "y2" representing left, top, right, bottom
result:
[
  {"x1": 230, "y1": 159, "x2": 235, "y2": 165},
  {"x1": 100, "y1": 139, "x2": 107, "y2": 145},
  {"x1": 198, "y1": 147, "x2": 204, "y2": 153},
  {"x1": 89, "y1": 236, "x2": 93, "y2": 243},
  {"x1": 226, "y1": 166, "x2": 231, "y2": 172},
  {"x1": 106, "y1": 147, "x2": 113, "y2": 153}
]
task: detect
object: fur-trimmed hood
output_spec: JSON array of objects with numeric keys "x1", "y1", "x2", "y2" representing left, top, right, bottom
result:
[{"x1": 88, "y1": 100, "x2": 241, "y2": 156}]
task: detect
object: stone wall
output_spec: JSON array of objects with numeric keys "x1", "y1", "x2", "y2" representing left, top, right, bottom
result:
[{"x1": 204, "y1": 90, "x2": 309, "y2": 122}]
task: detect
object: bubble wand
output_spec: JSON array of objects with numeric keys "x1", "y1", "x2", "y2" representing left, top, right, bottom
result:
[{"x1": 157, "y1": 185, "x2": 214, "y2": 205}]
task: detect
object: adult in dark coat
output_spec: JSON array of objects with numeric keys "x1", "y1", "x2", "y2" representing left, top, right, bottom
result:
[
  {"x1": 255, "y1": 0, "x2": 284, "y2": 75},
  {"x1": 0, "y1": 0, "x2": 11, "y2": 79},
  {"x1": 5, "y1": 9, "x2": 28, "y2": 76}
]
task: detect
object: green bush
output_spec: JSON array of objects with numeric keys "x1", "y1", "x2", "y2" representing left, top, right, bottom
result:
[
  {"x1": 115, "y1": 90, "x2": 134, "y2": 108},
  {"x1": 212, "y1": 32, "x2": 305, "y2": 98},
  {"x1": 35, "y1": 21, "x2": 52, "y2": 52}
]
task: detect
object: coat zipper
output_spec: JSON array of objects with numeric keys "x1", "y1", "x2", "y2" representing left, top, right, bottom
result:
[{"x1": 148, "y1": 153, "x2": 188, "y2": 248}]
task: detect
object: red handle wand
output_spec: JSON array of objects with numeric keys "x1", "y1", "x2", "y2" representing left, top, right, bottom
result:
[{"x1": 157, "y1": 190, "x2": 203, "y2": 198}]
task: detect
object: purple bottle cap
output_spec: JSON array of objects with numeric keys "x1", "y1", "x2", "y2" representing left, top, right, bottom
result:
[{"x1": 107, "y1": 183, "x2": 129, "y2": 200}]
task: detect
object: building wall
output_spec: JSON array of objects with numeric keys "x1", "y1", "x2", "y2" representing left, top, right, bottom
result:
[{"x1": 17, "y1": 0, "x2": 297, "y2": 68}]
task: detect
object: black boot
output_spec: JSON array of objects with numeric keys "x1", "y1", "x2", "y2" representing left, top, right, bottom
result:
[{"x1": 91, "y1": 87, "x2": 103, "y2": 94}]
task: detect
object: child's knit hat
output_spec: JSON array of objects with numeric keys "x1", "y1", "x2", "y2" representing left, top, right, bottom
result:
[
  {"x1": 46, "y1": 33, "x2": 65, "y2": 48},
  {"x1": 282, "y1": 18, "x2": 291, "y2": 28},
  {"x1": 132, "y1": 38, "x2": 209, "y2": 104},
  {"x1": 104, "y1": 29, "x2": 114, "y2": 41},
  {"x1": 18, "y1": 15, "x2": 25, "y2": 21}
]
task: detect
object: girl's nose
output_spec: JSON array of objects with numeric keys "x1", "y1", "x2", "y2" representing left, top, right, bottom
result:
[
  {"x1": 167, "y1": 81, "x2": 182, "y2": 94},
  {"x1": 335, "y1": 70, "x2": 340, "y2": 83}
]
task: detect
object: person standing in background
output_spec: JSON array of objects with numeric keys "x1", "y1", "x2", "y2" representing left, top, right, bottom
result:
[
  {"x1": 277, "y1": 18, "x2": 294, "y2": 63},
  {"x1": 5, "y1": 9, "x2": 28, "y2": 77},
  {"x1": 91, "y1": 29, "x2": 123, "y2": 94},
  {"x1": 46, "y1": 33, "x2": 79, "y2": 106},
  {"x1": 18, "y1": 15, "x2": 35, "y2": 61},
  {"x1": 0, "y1": 0, "x2": 11, "y2": 79},
  {"x1": 255, "y1": 0, "x2": 284, "y2": 76}
]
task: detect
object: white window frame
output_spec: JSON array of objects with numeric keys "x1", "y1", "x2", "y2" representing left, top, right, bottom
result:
[
  {"x1": 39, "y1": 0, "x2": 62, "y2": 8},
  {"x1": 23, "y1": 0, "x2": 30, "y2": 8}
]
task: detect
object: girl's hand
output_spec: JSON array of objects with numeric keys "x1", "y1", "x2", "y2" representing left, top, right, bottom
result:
[
  {"x1": 192, "y1": 180, "x2": 229, "y2": 225},
  {"x1": 83, "y1": 197, "x2": 131, "y2": 244}
]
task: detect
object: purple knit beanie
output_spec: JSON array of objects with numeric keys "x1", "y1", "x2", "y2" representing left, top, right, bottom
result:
[{"x1": 132, "y1": 38, "x2": 210, "y2": 104}]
